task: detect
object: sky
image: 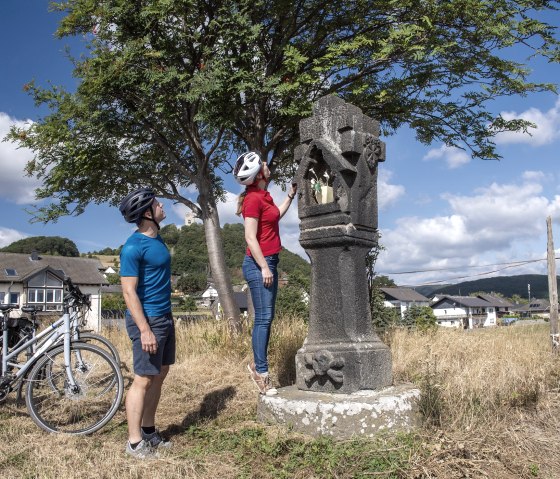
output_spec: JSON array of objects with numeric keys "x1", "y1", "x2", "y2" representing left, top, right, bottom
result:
[{"x1": 1, "y1": 2, "x2": 560, "y2": 291}]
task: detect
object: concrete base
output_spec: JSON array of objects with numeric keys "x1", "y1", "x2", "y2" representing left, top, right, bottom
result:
[{"x1": 257, "y1": 384, "x2": 420, "y2": 439}]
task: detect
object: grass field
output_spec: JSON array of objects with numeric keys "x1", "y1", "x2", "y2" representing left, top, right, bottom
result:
[{"x1": 1, "y1": 317, "x2": 560, "y2": 478}]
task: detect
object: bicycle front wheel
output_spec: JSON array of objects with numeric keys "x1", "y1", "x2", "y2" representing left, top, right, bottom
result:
[
  {"x1": 77, "y1": 332, "x2": 121, "y2": 366},
  {"x1": 25, "y1": 343, "x2": 123, "y2": 435}
]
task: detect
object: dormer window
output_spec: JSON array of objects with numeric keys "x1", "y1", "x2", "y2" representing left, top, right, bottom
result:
[{"x1": 5, "y1": 268, "x2": 17, "y2": 276}]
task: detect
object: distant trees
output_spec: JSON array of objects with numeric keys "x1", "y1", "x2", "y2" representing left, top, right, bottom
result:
[{"x1": 1, "y1": 236, "x2": 79, "y2": 257}]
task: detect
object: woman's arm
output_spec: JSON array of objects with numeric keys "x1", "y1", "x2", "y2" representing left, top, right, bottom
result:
[
  {"x1": 244, "y1": 217, "x2": 274, "y2": 287},
  {"x1": 278, "y1": 184, "x2": 297, "y2": 218}
]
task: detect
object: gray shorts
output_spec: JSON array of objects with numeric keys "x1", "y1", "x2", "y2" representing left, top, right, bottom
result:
[{"x1": 125, "y1": 311, "x2": 176, "y2": 376}]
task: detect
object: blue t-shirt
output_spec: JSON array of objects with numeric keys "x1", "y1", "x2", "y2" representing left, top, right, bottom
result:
[{"x1": 120, "y1": 232, "x2": 171, "y2": 317}]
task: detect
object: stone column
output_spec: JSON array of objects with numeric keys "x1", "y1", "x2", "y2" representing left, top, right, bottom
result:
[{"x1": 292, "y1": 95, "x2": 392, "y2": 394}]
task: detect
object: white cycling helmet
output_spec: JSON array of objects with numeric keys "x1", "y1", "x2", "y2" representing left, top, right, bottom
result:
[{"x1": 233, "y1": 151, "x2": 262, "y2": 185}]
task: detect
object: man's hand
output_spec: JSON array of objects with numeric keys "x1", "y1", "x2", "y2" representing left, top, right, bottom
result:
[{"x1": 140, "y1": 328, "x2": 158, "y2": 354}]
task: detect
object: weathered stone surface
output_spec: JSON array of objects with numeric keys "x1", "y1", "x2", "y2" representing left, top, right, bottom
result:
[
  {"x1": 257, "y1": 384, "x2": 420, "y2": 439},
  {"x1": 293, "y1": 95, "x2": 391, "y2": 394}
]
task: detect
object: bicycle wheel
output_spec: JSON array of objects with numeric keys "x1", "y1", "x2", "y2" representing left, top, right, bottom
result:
[
  {"x1": 25, "y1": 343, "x2": 123, "y2": 435},
  {"x1": 77, "y1": 332, "x2": 121, "y2": 365}
]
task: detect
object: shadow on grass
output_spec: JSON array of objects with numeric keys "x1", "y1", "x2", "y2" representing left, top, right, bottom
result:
[{"x1": 164, "y1": 386, "x2": 237, "y2": 437}]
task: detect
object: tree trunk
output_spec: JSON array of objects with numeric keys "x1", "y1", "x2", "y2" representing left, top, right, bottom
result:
[{"x1": 198, "y1": 183, "x2": 241, "y2": 331}]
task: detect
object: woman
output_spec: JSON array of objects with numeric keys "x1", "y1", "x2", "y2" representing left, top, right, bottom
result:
[{"x1": 234, "y1": 151, "x2": 297, "y2": 396}]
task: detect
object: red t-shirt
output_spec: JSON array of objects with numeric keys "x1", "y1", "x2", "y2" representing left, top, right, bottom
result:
[{"x1": 242, "y1": 186, "x2": 281, "y2": 256}]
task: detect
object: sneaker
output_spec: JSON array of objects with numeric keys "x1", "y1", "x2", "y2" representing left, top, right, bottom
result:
[
  {"x1": 142, "y1": 429, "x2": 172, "y2": 449},
  {"x1": 247, "y1": 363, "x2": 278, "y2": 396},
  {"x1": 126, "y1": 439, "x2": 159, "y2": 459}
]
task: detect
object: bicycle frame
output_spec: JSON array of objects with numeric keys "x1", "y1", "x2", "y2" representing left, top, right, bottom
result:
[{"x1": 1, "y1": 305, "x2": 81, "y2": 390}]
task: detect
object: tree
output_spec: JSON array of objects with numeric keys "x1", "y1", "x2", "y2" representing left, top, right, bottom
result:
[
  {"x1": 8, "y1": 0, "x2": 559, "y2": 326},
  {"x1": 101, "y1": 293, "x2": 126, "y2": 310},
  {"x1": 402, "y1": 304, "x2": 437, "y2": 331},
  {"x1": 176, "y1": 273, "x2": 207, "y2": 294},
  {"x1": 105, "y1": 273, "x2": 121, "y2": 285},
  {"x1": 1, "y1": 236, "x2": 79, "y2": 257},
  {"x1": 276, "y1": 270, "x2": 310, "y2": 318}
]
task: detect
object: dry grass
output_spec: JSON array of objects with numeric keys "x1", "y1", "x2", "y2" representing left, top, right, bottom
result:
[{"x1": 1, "y1": 318, "x2": 560, "y2": 478}]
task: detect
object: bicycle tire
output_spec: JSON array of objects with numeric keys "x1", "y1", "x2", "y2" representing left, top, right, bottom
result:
[
  {"x1": 77, "y1": 332, "x2": 121, "y2": 366},
  {"x1": 25, "y1": 343, "x2": 123, "y2": 435}
]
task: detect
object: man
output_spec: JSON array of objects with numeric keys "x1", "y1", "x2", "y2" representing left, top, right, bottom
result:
[{"x1": 119, "y1": 187, "x2": 175, "y2": 459}]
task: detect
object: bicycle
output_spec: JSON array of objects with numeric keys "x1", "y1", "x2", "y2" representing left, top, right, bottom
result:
[{"x1": 0, "y1": 279, "x2": 124, "y2": 435}]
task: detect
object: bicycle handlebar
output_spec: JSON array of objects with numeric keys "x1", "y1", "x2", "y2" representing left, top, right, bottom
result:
[{"x1": 63, "y1": 276, "x2": 91, "y2": 308}]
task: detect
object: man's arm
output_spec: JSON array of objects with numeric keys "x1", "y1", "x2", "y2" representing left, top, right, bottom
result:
[{"x1": 121, "y1": 276, "x2": 158, "y2": 354}]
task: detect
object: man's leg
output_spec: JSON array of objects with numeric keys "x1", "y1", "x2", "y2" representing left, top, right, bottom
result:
[
  {"x1": 126, "y1": 374, "x2": 154, "y2": 444},
  {"x1": 141, "y1": 365, "x2": 169, "y2": 427}
]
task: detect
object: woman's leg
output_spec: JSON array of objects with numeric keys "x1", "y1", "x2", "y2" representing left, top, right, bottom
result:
[{"x1": 243, "y1": 255, "x2": 278, "y2": 374}]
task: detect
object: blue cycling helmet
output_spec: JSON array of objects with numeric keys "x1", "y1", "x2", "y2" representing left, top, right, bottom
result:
[{"x1": 119, "y1": 187, "x2": 156, "y2": 225}]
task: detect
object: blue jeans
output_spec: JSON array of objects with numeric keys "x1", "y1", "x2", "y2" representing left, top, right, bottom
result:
[{"x1": 242, "y1": 254, "x2": 279, "y2": 374}]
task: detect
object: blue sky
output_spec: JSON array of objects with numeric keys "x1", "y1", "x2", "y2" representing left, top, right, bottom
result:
[{"x1": 1, "y1": 2, "x2": 560, "y2": 289}]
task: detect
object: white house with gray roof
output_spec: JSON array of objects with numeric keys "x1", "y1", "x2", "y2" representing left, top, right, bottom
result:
[
  {"x1": 430, "y1": 295, "x2": 497, "y2": 329},
  {"x1": 0, "y1": 252, "x2": 108, "y2": 330},
  {"x1": 379, "y1": 287, "x2": 430, "y2": 319}
]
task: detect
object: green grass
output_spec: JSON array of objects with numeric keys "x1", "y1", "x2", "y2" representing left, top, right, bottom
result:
[{"x1": 183, "y1": 424, "x2": 421, "y2": 478}]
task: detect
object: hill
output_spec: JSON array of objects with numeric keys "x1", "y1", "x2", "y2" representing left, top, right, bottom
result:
[
  {"x1": 160, "y1": 222, "x2": 310, "y2": 283},
  {"x1": 413, "y1": 274, "x2": 556, "y2": 300},
  {"x1": 0, "y1": 236, "x2": 79, "y2": 257}
]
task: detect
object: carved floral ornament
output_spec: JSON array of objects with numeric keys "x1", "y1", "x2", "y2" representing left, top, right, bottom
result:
[{"x1": 363, "y1": 135, "x2": 383, "y2": 171}]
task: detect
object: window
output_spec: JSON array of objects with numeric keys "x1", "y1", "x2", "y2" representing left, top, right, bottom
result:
[
  {"x1": 0, "y1": 292, "x2": 4, "y2": 303},
  {"x1": 28, "y1": 289, "x2": 45, "y2": 303},
  {"x1": 8, "y1": 293, "x2": 19, "y2": 304},
  {"x1": 5, "y1": 268, "x2": 17, "y2": 276}
]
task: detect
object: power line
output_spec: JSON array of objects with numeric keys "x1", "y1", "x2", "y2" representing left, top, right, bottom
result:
[
  {"x1": 379, "y1": 257, "x2": 549, "y2": 276},
  {"x1": 378, "y1": 256, "x2": 558, "y2": 286}
]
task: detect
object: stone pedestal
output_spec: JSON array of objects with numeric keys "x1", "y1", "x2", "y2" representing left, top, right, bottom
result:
[{"x1": 257, "y1": 384, "x2": 420, "y2": 439}]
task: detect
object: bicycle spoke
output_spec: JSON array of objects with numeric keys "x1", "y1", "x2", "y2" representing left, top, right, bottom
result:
[{"x1": 26, "y1": 343, "x2": 123, "y2": 435}]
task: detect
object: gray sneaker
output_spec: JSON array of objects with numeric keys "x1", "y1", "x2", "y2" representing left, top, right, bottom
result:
[
  {"x1": 142, "y1": 429, "x2": 172, "y2": 448},
  {"x1": 126, "y1": 439, "x2": 159, "y2": 459}
]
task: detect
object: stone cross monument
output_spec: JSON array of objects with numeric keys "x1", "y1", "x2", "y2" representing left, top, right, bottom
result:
[{"x1": 292, "y1": 95, "x2": 392, "y2": 394}]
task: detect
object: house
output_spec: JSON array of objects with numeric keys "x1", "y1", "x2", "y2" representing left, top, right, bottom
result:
[
  {"x1": 379, "y1": 287, "x2": 430, "y2": 319},
  {"x1": 0, "y1": 252, "x2": 108, "y2": 330},
  {"x1": 475, "y1": 293, "x2": 514, "y2": 318},
  {"x1": 512, "y1": 299, "x2": 551, "y2": 319},
  {"x1": 212, "y1": 291, "x2": 249, "y2": 319},
  {"x1": 430, "y1": 295, "x2": 496, "y2": 329}
]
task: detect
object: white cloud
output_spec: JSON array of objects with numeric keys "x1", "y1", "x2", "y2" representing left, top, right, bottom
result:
[
  {"x1": 495, "y1": 97, "x2": 560, "y2": 146},
  {"x1": 378, "y1": 169, "x2": 405, "y2": 210},
  {"x1": 0, "y1": 112, "x2": 40, "y2": 204},
  {"x1": 423, "y1": 144, "x2": 471, "y2": 169},
  {"x1": 376, "y1": 171, "x2": 558, "y2": 285},
  {"x1": 0, "y1": 227, "x2": 28, "y2": 248}
]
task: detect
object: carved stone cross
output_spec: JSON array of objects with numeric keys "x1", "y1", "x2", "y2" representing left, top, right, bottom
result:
[{"x1": 293, "y1": 95, "x2": 392, "y2": 393}]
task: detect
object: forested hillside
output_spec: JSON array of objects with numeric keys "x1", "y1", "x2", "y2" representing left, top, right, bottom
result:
[
  {"x1": 159, "y1": 223, "x2": 310, "y2": 283},
  {"x1": 416, "y1": 274, "x2": 557, "y2": 300},
  {"x1": 0, "y1": 236, "x2": 79, "y2": 257}
]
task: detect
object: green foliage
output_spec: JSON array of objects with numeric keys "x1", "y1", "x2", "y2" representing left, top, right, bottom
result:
[
  {"x1": 176, "y1": 273, "x2": 207, "y2": 294},
  {"x1": 8, "y1": 0, "x2": 560, "y2": 221},
  {"x1": 186, "y1": 423, "x2": 420, "y2": 478},
  {"x1": 276, "y1": 271, "x2": 310, "y2": 319},
  {"x1": 402, "y1": 305, "x2": 437, "y2": 331},
  {"x1": 0, "y1": 236, "x2": 79, "y2": 257},
  {"x1": 160, "y1": 224, "x2": 180, "y2": 247},
  {"x1": 166, "y1": 222, "x2": 310, "y2": 284},
  {"x1": 175, "y1": 295, "x2": 198, "y2": 312},
  {"x1": 105, "y1": 273, "x2": 121, "y2": 285},
  {"x1": 101, "y1": 293, "x2": 126, "y2": 310},
  {"x1": 432, "y1": 274, "x2": 555, "y2": 301}
]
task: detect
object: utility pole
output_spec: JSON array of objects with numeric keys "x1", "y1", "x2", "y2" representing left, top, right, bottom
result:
[{"x1": 546, "y1": 216, "x2": 559, "y2": 353}]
